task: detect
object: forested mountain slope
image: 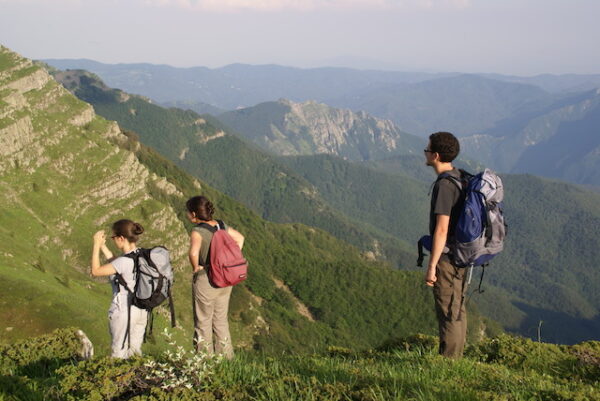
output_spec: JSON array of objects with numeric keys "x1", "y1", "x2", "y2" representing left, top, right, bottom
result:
[
  {"x1": 52, "y1": 69, "x2": 418, "y2": 267},
  {"x1": 279, "y1": 153, "x2": 600, "y2": 344},
  {"x1": 48, "y1": 61, "x2": 600, "y2": 344},
  {"x1": 1, "y1": 45, "x2": 459, "y2": 355}
]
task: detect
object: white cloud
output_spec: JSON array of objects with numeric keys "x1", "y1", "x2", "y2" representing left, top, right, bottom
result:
[{"x1": 142, "y1": 0, "x2": 471, "y2": 12}]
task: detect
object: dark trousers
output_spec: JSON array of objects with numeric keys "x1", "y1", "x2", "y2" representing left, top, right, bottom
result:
[{"x1": 433, "y1": 255, "x2": 468, "y2": 358}]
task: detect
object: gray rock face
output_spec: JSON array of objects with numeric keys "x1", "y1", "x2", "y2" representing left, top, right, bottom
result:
[{"x1": 219, "y1": 99, "x2": 424, "y2": 161}]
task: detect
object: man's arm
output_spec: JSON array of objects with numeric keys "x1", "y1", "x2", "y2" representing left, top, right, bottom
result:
[{"x1": 425, "y1": 214, "x2": 450, "y2": 286}]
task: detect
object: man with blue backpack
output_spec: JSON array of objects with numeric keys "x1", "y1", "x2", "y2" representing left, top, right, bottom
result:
[{"x1": 419, "y1": 131, "x2": 506, "y2": 358}]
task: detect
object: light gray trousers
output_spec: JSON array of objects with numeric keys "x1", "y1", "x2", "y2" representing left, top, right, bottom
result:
[
  {"x1": 192, "y1": 271, "x2": 234, "y2": 358},
  {"x1": 108, "y1": 293, "x2": 148, "y2": 359}
]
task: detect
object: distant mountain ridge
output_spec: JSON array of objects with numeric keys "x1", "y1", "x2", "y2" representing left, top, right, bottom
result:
[
  {"x1": 43, "y1": 58, "x2": 454, "y2": 110},
  {"x1": 482, "y1": 73, "x2": 600, "y2": 93},
  {"x1": 218, "y1": 99, "x2": 424, "y2": 161},
  {"x1": 43, "y1": 59, "x2": 600, "y2": 150},
  {"x1": 329, "y1": 74, "x2": 551, "y2": 136},
  {"x1": 461, "y1": 88, "x2": 600, "y2": 186}
]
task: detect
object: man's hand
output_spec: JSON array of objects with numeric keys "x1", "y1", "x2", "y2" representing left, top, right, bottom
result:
[{"x1": 425, "y1": 267, "x2": 437, "y2": 287}]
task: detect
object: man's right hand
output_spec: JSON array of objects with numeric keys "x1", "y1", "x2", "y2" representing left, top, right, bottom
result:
[{"x1": 425, "y1": 267, "x2": 437, "y2": 287}]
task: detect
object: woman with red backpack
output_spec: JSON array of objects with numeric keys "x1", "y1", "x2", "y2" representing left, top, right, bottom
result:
[{"x1": 186, "y1": 196, "x2": 245, "y2": 359}]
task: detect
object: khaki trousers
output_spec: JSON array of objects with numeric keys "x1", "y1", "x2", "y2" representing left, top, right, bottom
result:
[
  {"x1": 433, "y1": 255, "x2": 468, "y2": 358},
  {"x1": 192, "y1": 271, "x2": 234, "y2": 358}
]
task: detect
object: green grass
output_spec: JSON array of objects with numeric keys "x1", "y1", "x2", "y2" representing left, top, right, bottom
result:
[{"x1": 1, "y1": 329, "x2": 599, "y2": 401}]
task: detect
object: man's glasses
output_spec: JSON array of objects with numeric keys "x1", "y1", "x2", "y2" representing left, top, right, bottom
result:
[{"x1": 423, "y1": 149, "x2": 435, "y2": 153}]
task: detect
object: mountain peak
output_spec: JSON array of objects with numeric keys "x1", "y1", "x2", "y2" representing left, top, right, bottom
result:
[{"x1": 220, "y1": 98, "x2": 424, "y2": 160}]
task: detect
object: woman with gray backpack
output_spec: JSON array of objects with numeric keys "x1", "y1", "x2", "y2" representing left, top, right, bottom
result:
[{"x1": 91, "y1": 219, "x2": 149, "y2": 358}]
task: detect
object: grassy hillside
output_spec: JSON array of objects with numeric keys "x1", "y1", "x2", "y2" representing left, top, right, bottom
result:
[
  {"x1": 2, "y1": 46, "x2": 478, "y2": 358},
  {"x1": 2, "y1": 329, "x2": 599, "y2": 400}
]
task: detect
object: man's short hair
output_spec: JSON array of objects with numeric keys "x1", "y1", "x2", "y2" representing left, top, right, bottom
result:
[{"x1": 429, "y1": 132, "x2": 460, "y2": 162}]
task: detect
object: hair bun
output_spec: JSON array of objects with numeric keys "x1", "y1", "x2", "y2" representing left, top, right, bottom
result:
[{"x1": 133, "y1": 223, "x2": 144, "y2": 235}]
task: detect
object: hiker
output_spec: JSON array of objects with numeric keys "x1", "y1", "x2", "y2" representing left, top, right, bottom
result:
[
  {"x1": 423, "y1": 132, "x2": 468, "y2": 358},
  {"x1": 186, "y1": 195, "x2": 245, "y2": 358},
  {"x1": 91, "y1": 220, "x2": 148, "y2": 358}
]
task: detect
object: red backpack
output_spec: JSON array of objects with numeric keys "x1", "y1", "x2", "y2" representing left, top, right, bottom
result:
[{"x1": 197, "y1": 220, "x2": 248, "y2": 288}]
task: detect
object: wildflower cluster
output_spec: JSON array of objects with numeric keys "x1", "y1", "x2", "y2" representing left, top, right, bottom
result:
[{"x1": 144, "y1": 328, "x2": 224, "y2": 391}]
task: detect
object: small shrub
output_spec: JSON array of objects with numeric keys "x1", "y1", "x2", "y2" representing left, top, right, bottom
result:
[
  {"x1": 570, "y1": 341, "x2": 600, "y2": 382},
  {"x1": 143, "y1": 329, "x2": 224, "y2": 391},
  {"x1": 0, "y1": 327, "x2": 83, "y2": 376},
  {"x1": 377, "y1": 333, "x2": 439, "y2": 353},
  {"x1": 56, "y1": 329, "x2": 226, "y2": 399}
]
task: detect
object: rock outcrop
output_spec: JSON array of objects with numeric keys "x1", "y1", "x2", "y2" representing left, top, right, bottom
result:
[{"x1": 219, "y1": 98, "x2": 422, "y2": 161}]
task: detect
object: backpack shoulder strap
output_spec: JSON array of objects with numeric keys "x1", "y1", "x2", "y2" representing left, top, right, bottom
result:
[
  {"x1": 216, "y1": 220, "x2": 226, "y2": 230},
  {"x1": 196, "y1": 223, "x2": 218, "y2": 233},
  {"x1": 115, "y1": 251, "x2": 141, "y2": 293},
  {"x1": 437, "y1": 172, "x2": 462, "y2": 192},
  {"x1": 138, "y1": 247, "x2": 157, "y2": 269}
]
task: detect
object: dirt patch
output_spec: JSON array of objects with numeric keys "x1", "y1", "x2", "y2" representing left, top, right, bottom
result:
[{"x1": 272, "y1": 277, "x2": 315, "y2": 322}]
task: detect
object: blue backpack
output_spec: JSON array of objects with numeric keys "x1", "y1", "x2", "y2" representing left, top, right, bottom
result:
[{"x1": 417, "y1": 168, "x2": 506, "y2": 269}]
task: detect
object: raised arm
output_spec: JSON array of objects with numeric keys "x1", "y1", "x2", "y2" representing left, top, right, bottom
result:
[
  {"x1": 91, "y1": 231, "x2": 117, "y2": 277},
  {"x1": 101, "y1": 243, "x2": 114, "y2": 260}
]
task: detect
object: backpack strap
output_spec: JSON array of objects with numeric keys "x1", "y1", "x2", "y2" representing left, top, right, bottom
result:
[
  {"x1": 440, "y1": 169, "x2": 473, "y2": 192},
  {"x1": 195, "y1": 221, "x2": 226, "y2": 268},
  {"x1": 167, "y1": 282, "x2": 176, "y2": 328},
  {"x1": 196, "y1": 222, "x2": 218, "y2": 233},
  {"x1": 416, "y1": 235, "x2": 432, "y2": 267},
  {"x1": 116, "y1": 249, "x2": 140, "y2": 294},
  {"x1": 118, "y1": 249, "x2": 143, "y2": 350},
  {"x1": 428, "y1": 170, "x2": 465, "y2": 195}
]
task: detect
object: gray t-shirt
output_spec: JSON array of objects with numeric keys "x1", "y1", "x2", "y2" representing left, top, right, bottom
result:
[
  {"x1": 110, "y1": 251, "x2": 137, "y2": 296},
  {"x1": 429, "y1": 168, "x2": 463, "y2": 239}
]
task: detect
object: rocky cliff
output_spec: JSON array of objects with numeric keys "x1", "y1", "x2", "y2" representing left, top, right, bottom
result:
[{"x1": 218, "y1": 99, "x2": 424, "y2": 161}]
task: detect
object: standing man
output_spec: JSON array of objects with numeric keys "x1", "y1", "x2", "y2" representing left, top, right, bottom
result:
[{"x1": 424, "y1": 131, "x2": 467, "y2": 358}]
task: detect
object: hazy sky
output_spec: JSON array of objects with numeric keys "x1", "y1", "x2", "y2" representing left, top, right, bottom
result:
[{"x1": 1, "y1": 0, "x2": 598, "y2": 75}]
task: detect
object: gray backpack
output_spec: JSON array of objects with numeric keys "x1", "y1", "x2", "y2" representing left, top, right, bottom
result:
[{"x1": 117, "y1": 247, "x2": 176, "y2": 341}]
